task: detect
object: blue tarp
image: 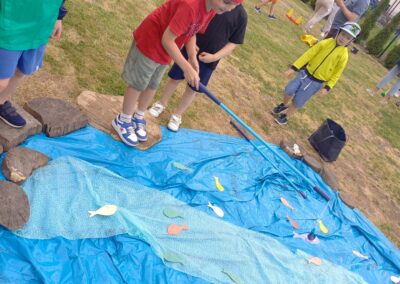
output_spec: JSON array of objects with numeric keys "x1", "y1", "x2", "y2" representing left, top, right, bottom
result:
[{"x1": 0, "y1": 126, "x2": 399, "y2": 283}]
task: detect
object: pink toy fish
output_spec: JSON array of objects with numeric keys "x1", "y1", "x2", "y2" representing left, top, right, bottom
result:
[
  {"x1": 280, "y1": 197, "x2": 295, "y2": 210},
  {"x1": 167, "y1": 224, "x2": 189, "y2": 236},
  {"x1": 307, "y1": 257, "x2": 322, "y2": 266},
  {"x1": 286, "y1": 214, "x2": 300, "y2": 229}
]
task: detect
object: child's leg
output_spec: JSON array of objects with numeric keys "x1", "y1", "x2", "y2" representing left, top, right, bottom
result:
[
  {"x1": 255, "y1": 0, "x2": 269, "y2": 9},
  {"x1": 159, "y1": 79, "x2": 182, "y2": 106},
  {"x1": 174, "y1": 85, "x2": 197, "y2": 116},
  {"x1": 303, "y1": 2, "x2": 331, "y2": 33},
  {"x1": 122, "y1": 86, "x2": 141, "y2": 115},
  {"x1": 0, "y1": 70, "x2": 25, "y2": 104},
  {"x1": 321, "y1": 3, "x2": 339, "y2": 35},
  {"x1": 268, "y1": 0, "x2": 276, "y2": 16},
  {"x1": 167, "y1": 86, "x2": 196, "y2": 132}
]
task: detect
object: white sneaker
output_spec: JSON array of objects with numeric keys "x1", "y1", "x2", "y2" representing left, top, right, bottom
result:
[
  {"x1": 148, "y1": 101, "x2": 165, "y2": 118},
  {"x1": 167, "y1": 114, "x2": 182, "y2": 132}
]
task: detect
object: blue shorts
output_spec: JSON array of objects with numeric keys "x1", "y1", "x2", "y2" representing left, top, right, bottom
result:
[
  {"x1": 285, "y1": 69, "x2": 324, "y2": 108},
  {"x1": 168, "y1": 51, "x2": 214, "y2": 93},
  {"x1": 0, "y1": 44, "x2": 47, "y2": 79}
]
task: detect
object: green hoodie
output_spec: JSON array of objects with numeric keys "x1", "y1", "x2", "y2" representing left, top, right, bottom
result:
[{"x1": 0, "y1": 0, "x2": 63, "y2": 50}]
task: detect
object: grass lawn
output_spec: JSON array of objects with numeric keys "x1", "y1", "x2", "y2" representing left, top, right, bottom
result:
[{"x1": 16, "y1": 0, "x2": 400, "y2": 246}]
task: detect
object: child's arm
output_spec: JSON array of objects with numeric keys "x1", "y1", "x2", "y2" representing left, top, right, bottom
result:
[
  {"x1": 162, "y1": 28, "x2": 200, "y2": 89},
  {"x1": 185, "y1": 36, "x2": 199, "y2": 73},
  {"x1": 52, "y1": 0, "x2": 67, "y2": 40},
  {"x1": 292, "y1": 40, "x2": 324, "y2": 71},
  {"x1": 335, "y1": 0, "x2": 360, "y2": 22},
  {"x1": 198, "y1": 42, "x2": 237, "y2": 63},
  {"x1": 283, "y1": 40, "x2": 325, "y2": 78},
  {"x1": 325, "y1": 53, "x2": 348, "y2": 90}
]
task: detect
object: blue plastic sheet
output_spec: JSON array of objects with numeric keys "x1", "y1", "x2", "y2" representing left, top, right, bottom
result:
[{"x1": 0, "y1": 126, "x2": 399, "y2": 283}]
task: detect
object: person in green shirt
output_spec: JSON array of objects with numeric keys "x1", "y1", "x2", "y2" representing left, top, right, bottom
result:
[{"x1": 0, "y1": 0, "x2": 67, "y2": 128}]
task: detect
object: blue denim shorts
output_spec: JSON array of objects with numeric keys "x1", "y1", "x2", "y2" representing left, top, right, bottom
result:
[
  {"x1": 0, "y1": 44, "x2": 47, "y2": 79},
  {"x1": 285, "y1": 69, "x2": 324, "y2": 108},
  {"x1": 168, "y1": 50, "x2": 214, "y2": 93}
]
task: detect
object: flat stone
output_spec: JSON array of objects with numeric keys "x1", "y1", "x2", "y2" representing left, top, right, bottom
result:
[
  {"x1": 76, "y1": 90, "x2": 162, "y2": 150},
  {"x1": 339, "y1": 191, "x2": 356, "y2": 209},
  {"x1": 0, "y1": 104, "x2": 42, "y2": 151},
  {"x1": 2, "y1": 147, "x2": 49, "y2": 184},
  {"x1": 320, "y1": 167, "x2": 340, "y2": 190},
  {"x1": 24, "y1": 97, "x2": 88, "y2": 137},
  {"x1": 279, "y1": 138, "x2": 303, "y2": 159},
  {"x1": 0, "y1": 180, "x2": 30, "y2": 230},
  {"x1": 303, "y1": 154, "x2": 323, "y2": 173}
]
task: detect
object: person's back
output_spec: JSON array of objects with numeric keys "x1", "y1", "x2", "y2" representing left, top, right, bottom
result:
[{"x1": 327, "y1": 0, "x2": 369, "y2": 37}]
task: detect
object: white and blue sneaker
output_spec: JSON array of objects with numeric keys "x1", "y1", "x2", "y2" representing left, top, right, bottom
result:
[
  {"x1": 132, "y1": 115, "x2": 148, "y2": 142},
  {"x1": 112, "y1": 115, "x2": 139, "y2": 147}
]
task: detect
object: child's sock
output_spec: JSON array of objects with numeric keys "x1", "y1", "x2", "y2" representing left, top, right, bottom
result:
[
  {"x1": 119, "y1": 112, "x2": 132, "y2": 123},
  {"x1": 134, "y1": 111, "x2": 145, "y2": 119}
]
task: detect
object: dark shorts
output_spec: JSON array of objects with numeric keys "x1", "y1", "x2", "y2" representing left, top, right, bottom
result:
[
  {"x1": 168, "y1": 50, "x2": 214, "y2": 92},
  {"x1": 0, "y1": 44, "x2": 47, "y2": 79},
  {"x1": 325, "y1": 29, "x2": 339, "y2": 39}
]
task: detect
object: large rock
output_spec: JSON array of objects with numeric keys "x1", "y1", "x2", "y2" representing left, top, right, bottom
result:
[
  {"x1": 2, "y1": 147, "x2": 49, "y2": 184},
  {"x1": 0, "y1": 180, "x2": 30, "y2": 230},
  {"x1": 279, "y1": 138, "x2": 303, "y2": 159},
  {"x1": 0, "y1": 103, "x2": 42, "y2": 151},
  {"x1": 303, "y1": 154, "x2": 323, "y2": 173},
  {"x1": 320, "y1": 167, "x2": 340, "y2": 191},
  {"x1": 77, "y1": 90, "x2": 162, "y2": 150},
  {"x1": 24, "y1": 97, "x2": 88, "y2": 137}
]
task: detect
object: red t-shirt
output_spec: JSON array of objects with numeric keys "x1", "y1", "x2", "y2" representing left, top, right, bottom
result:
[{"x1": 133, "y1": 0, "x2": 216, "y2": 65}]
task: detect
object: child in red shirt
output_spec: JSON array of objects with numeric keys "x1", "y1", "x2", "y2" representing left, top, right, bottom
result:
[{"x1": 113, "y1": 0, "x2": 243, "y2": 147}]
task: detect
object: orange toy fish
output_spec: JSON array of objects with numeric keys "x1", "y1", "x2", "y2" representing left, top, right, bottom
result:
[
  {"x1": 307, "y1": 257, "x2": 322, "y2": 266},
  {"x1": 167, "y1": 224, "x2": 189, "y2": 236},
  {"x1": 280, "y1": 197, "x2": 295, "y2": 210},
  {"x1": 286, "y1": 214, "x2": 300, "y2": 229}
]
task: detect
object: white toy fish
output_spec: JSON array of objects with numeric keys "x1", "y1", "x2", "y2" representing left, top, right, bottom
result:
[
  {"x1": 352, "y1": 250, "x2": 369, "y2": 260},
  {"x1": 391, "y1": 275, "x2": 400, "y2": 283},
  {"x1": 208, "y1": 202, "x2": 224, "y2": 218},
  {"x1": 88, "y1": 204, "x2": 118, "y2": 217}
]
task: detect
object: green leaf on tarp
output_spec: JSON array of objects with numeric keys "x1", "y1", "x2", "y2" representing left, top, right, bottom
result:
[{"x1": 163, "y1": 208, "x2": 184, "y2": 219}]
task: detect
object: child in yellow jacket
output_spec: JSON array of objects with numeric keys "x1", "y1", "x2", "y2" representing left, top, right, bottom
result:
[{"x1": 272, "y1": 22, "x2": 361, "y2": 125}]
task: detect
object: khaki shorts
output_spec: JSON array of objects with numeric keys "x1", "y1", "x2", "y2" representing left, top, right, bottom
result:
[{"x1": 121, "y1": 41, "x2": 168, "y2": 91}]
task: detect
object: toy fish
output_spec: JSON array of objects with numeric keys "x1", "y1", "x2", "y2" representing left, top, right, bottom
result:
[
  {"x1": 293, "y1": 231, "x2": 320, "y2": 245},
  {"x1": 391, "y1": 275, "x2": 400, "y2": 284},
  {"x1": 307, "y1": 257, "x2": 322, "y2": 266},
  {"x1": 280, "y1": 197, "x2": 295, "y2": 210},
  {"x1": 222, "y1": 269, "x2": 244, "y2": 284},
  {"x1": 208, "y1": 202, "x2": 224, "y2": 218},
  {"x1": 88, "y1": 204, "x2": 118, "y2": 217},
  {"x1": 163, "y1": 208, "x2": 184, "y2": 219},
  {"x1": 163, "y1": 251, "x2": 184, "y2": 265},
  {"x1": 318, "y1": 219, "x2": 329, "y2": 234},
  {"x1": 167, "y1": 224, "x2": 189, "y2": 236},
  {"x1": 352, "y1": 250, "x2": 369, "y2": 260},
  {"x1": 214, "y1": 176, "x2": 224, "y2": 192},
  {"x1": 172, "y1": 162, "x2": 193, "y2": 173},
  {"x1": 286, "y1": 214, "x2": 300, "y2": 229}
]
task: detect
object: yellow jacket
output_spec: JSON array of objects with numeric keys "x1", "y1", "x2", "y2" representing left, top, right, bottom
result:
[{"x1": 292, "y1": 38, "x2": 348, "y2": 89}]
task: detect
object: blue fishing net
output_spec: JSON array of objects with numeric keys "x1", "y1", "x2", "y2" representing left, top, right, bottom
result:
[{"x1": 16, "y1": 156, "x2": 366, "y2": 284}]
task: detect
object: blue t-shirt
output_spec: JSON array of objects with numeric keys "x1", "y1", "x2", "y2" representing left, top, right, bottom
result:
[{"x1": 331, "y1": 0, "x2": 370, "y2": 30}]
